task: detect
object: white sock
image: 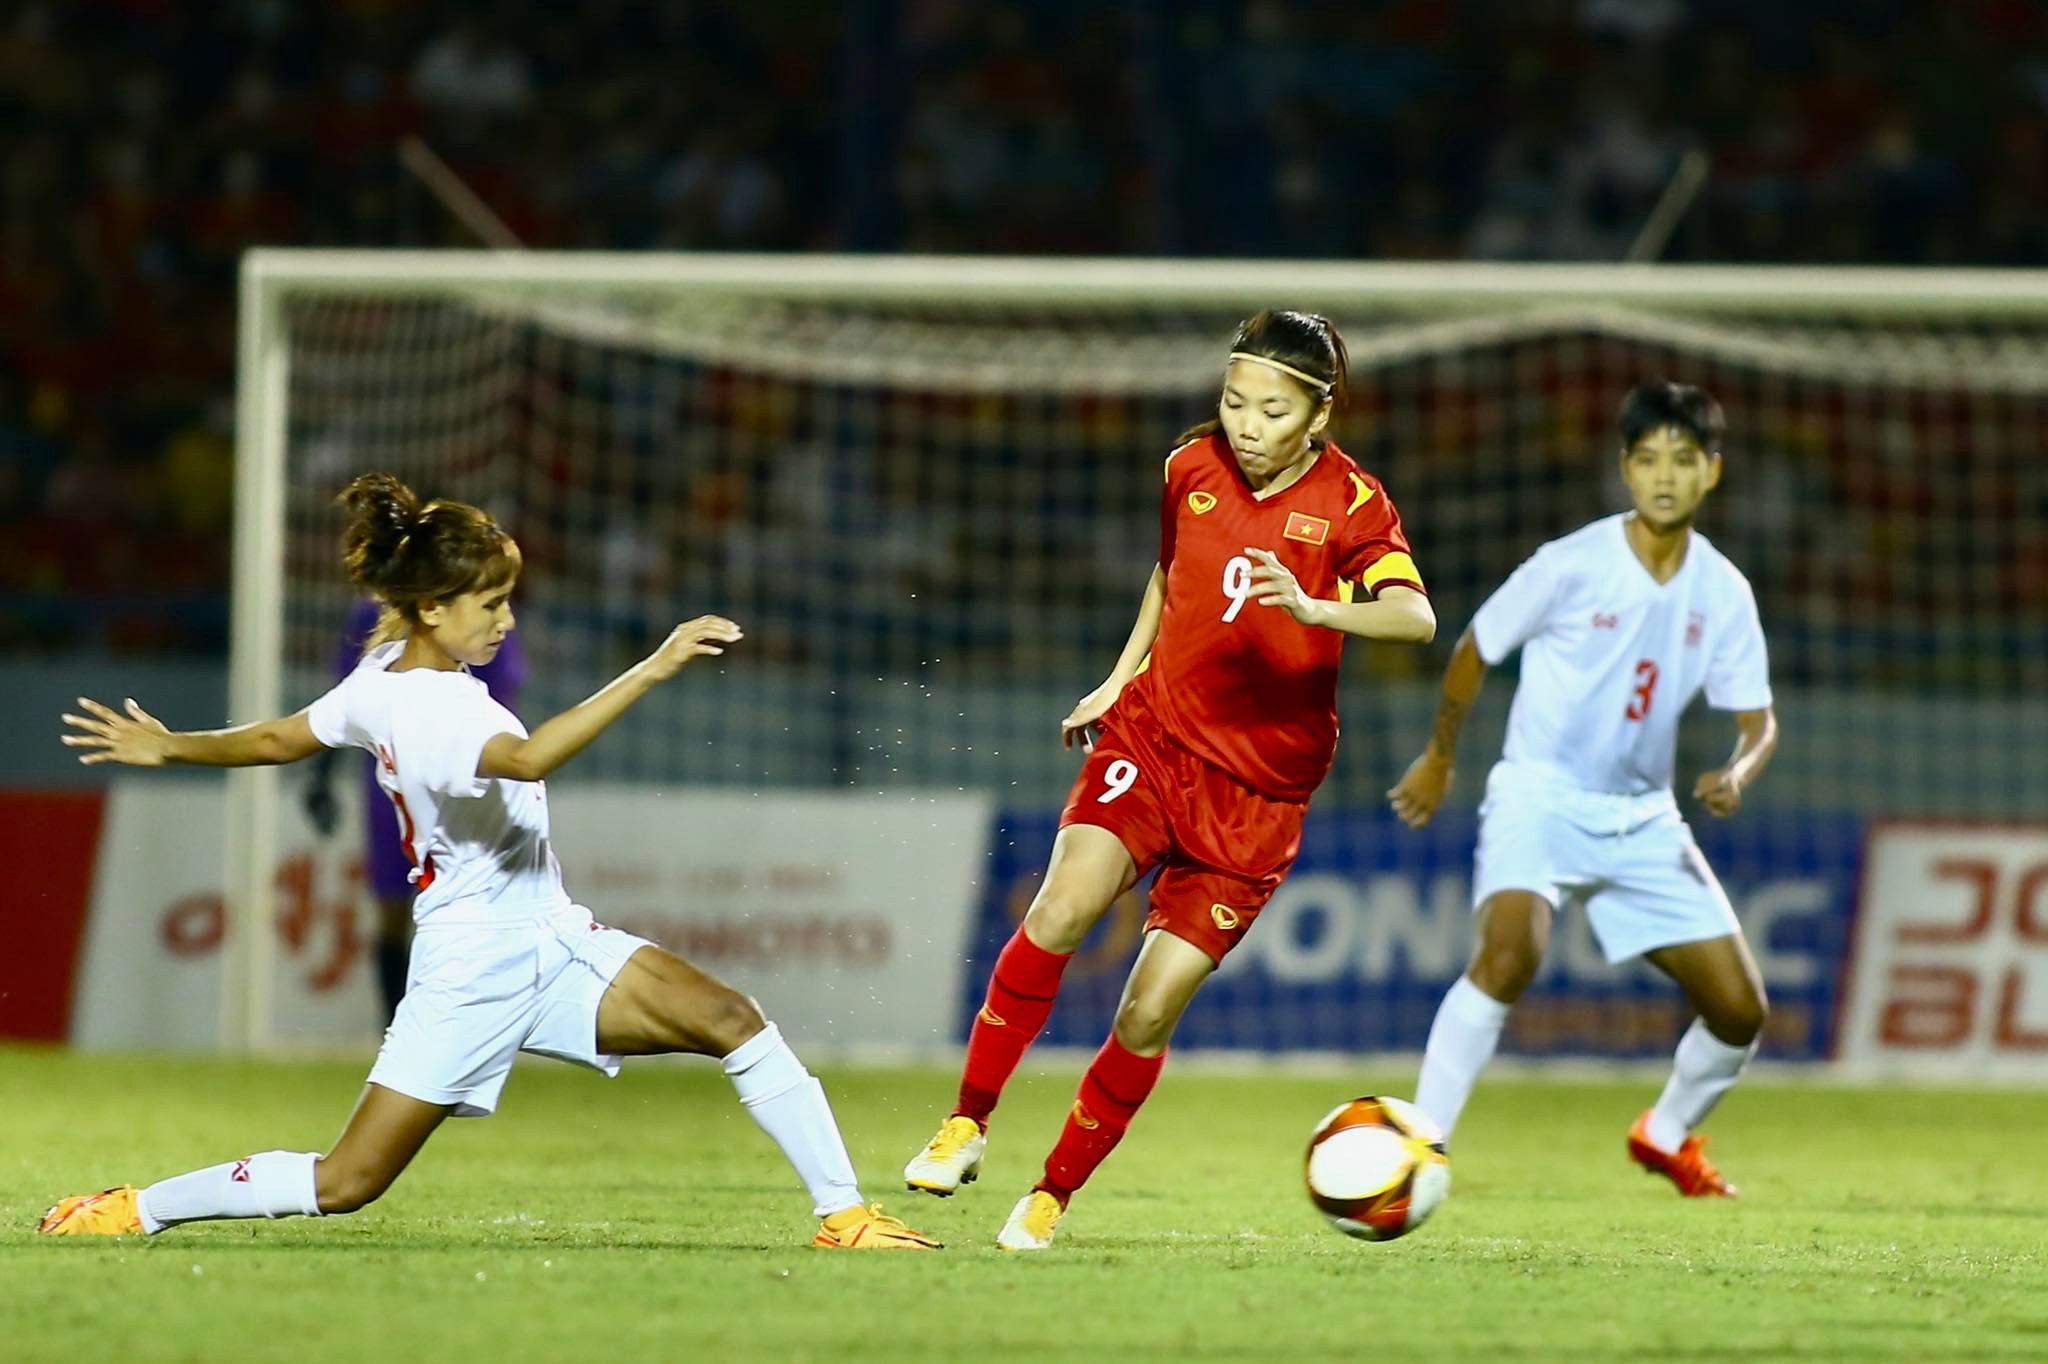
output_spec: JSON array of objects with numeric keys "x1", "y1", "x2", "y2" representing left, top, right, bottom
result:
[
  {"x1": 136, "y1": 1151, "x2": 322, "y2": 1234},
  {"x1": 1414, "y1": 976, "x2": 1512, "y2": 1140},
  {"x1": 722, "y1": 1023, "x2": 864, "y2": 1219},
  {"x1": 1645, "y1": 1018, "x2": 1756, "y2": 1154}
]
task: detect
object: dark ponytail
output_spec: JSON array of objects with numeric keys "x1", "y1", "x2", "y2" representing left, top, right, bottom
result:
[
  {"x1": 1177, "y1": 309, "x2": 1351, "y2": 447},
  {"x1": 337, "y1": 473, "x2": 521, "y2": 650}
]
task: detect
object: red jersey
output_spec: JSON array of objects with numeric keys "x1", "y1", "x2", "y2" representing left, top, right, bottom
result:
[{"x1": 1129, "y1": 433, "x2": 1423, "y2": 801}]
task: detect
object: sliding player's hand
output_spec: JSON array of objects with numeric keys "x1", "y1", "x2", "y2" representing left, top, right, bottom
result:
[
  {"x1": 1387, "y1": 751, "x2": 1453, "y2": 829},
  {"x1": 1245, "y1": 547, "x2": 1326, "y2": 626},
  {"x1": 61, "y1": 697, "x2": 172, "y2": 767},
  {"x1": 1061, "y1": 680, "x2": 1120, "y2": 752},
  {"x1": 1692, "y1": 766, "x2": 1743, "y2": 817},
  {"x1": 646, "y1": 615, "x2": 743, "y2": 680}
]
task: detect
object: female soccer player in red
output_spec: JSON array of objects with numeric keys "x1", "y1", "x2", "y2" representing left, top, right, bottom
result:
[
  {"x1": 40, "y1": 474, "x2": 937, "y2": 1251},
  {"x1": 903, "y1": 311, "x2": 1436, "y2": 1249}
]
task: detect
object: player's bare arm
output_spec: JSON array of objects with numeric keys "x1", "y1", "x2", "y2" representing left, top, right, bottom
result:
[
  {"x1": 1060, "y1": 564, "x2": 1166, "y2": 751},
  {"x1": 480, "y1": 614, "x2": 743, "y2": 782},
  {"x1": 1244, "y1": 546, "x2": 1435, "y2": 643},
  {"x1": 1692, "y1": 706, "x2": 1778, "y2": 818},
  {"x1": 61, "y1": 697, "x2": 324, "y2": 768},
  {"x1": 1387, "y1": 625, "x2": 1489, "y2": 829}
]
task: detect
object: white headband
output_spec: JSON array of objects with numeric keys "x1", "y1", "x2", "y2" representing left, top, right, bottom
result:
[{"x1": 1228, "y1": 351, "x2": 1333, "y2": 396}]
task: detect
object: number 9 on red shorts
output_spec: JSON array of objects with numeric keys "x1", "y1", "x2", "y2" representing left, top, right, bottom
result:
[{"x1": 1059, "y1": 687, "x2": 1307, "y2": 964}]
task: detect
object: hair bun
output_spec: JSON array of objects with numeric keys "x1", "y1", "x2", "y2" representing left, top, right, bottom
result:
[{"x1": 337, "y1": 472, "x2": 424, "y2": 586}]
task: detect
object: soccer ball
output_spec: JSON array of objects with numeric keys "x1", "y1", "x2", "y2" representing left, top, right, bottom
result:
[{"x1": 1303, "y1": 1095, "x2": 1450, "y2": 1241}]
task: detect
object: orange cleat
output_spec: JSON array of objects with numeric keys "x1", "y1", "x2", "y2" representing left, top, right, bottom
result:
[
  {"x1": 1628, "y1": 1112, "x2": 1738, "y2": 1198},
  {"x1": 813, "y1": 1203, "x2": 942, "y2": 1250},
  {"x1": 37, "y1": 1186, "x2": 145, "y2": 1236}
]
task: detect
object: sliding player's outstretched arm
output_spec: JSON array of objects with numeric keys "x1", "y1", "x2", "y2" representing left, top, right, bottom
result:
[
  {"x1": 1387, "y1": 624, "x2": 1489, "y2": 828},
  {"x1": 1060, "y1": 564, "x2": 1165, "y2": 751},
  {"x1": 479, "y1": 614, "x2": 742, "y2": 781},
  {"x1": 61, "y1": 697, "x2": 325, "y2": 768},
  {"x1": 1693, "y1": 706, "x2": 1777, "y2": 817}
]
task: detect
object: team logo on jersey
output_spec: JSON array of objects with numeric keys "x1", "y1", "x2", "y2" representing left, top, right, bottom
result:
[
  {"x1": 1070, "y1": 1101, "x2": 1101, "y2": 1130},
  {"x1": 1210, "y1": 902, "x2": 1242, "y2": 931},
  {"x1": 1188, "y1": 490, "x2": 1218, "y2": 515},
  {"x1": 1686, "y1": 611, "x2": 1705, "y2": 648},
  {"x1": 230, "y1": 1159, "x2": 252, "y2": 1184},
  {"x1": 1283, "y1": 512, "x2": 1329, "y2": 546},
  {"x1": 1592, "y1": 612, "x2": 1619, "y2": 630},
  {"x1": 977, "y1": 1005, "x2": 1008, "y2": 1028},
  {"x1": 1346, "y1": 472, "x2": 1376, "y2": 514}
]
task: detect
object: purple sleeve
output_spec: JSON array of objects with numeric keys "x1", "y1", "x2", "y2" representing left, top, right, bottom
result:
[
  {"x1": 474, "y1": 631, "x2": 527, "y2": 710},
  {"x1": 336, "y1": 598, "x2": 382, "y2": 681}
]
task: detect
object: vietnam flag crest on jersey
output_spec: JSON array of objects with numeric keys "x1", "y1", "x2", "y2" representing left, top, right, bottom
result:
[
  {"x1": 1134, "y1": 433, "x2": 1424, "y2": 801},
  {"x1": 1283, "y1": 510, "x2": 1330, "y2": 546}
]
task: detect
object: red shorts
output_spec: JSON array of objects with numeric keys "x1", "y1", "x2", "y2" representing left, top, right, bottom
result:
[{"x1": 1058, "y1": 685, "x2": 1307, "y2": 963}]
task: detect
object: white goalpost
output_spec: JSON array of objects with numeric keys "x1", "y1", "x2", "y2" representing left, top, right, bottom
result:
[{"x1": 228, "y1": 250, "x2": 2048, "y2": 1054}]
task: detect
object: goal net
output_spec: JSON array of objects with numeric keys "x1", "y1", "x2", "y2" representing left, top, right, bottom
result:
[{"x1": 231, "y1": 254, "x2": 2048, "y2": 1057}]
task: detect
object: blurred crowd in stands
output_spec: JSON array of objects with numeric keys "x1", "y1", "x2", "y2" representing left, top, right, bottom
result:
[{"x1": 3, "y1": 0, "x2": 2045, "y2": 654}]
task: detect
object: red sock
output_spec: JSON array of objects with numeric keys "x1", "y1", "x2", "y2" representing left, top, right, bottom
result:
[
  {"x1": 1035, "y1": 1034, "x2": 1165, "y2": 1205},
  {"x1": 952, "y1": 928, "x2": 1073, "y2": 1127}
]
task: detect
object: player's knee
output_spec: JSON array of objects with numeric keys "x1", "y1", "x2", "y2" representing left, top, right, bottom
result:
[
  {"x1": 1023, "y1": 886, "x2": 1099, "y2": 954},
  {"x1": 1111, "y1": 992, "x2": 1175, "y2": 1054},
  {"x1": 1469, "y1": 937, "x2": 1542, "y2": 1000},
  {"x1": 1708, "y1": 991, "x2": 1768, "y2": 1047},
  {"x1": 1470, "y1": 899, "x2": 1546, "y2": 999},
  {"x1": 689, "y1": 986, "x2": 766, "y2": 1056}
]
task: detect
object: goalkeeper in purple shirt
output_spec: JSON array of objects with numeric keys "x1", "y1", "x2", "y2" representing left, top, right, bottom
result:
[{"x1": 304, "y1": 596, "x2": 528, "y2": 1024}]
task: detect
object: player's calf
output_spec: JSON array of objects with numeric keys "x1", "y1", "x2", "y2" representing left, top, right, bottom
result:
[{"x1": 315, "y1": 1156, "x2": 396, "y2": 1215}]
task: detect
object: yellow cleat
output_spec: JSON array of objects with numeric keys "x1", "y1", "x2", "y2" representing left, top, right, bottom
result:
[
  {"x1": 995, "y1": 1190, "x2": 1063, "y2": 1252},
  {"x1": 903, "y1": 1115, "x2": 986, "y2": 1196},
  {"x1": 38, "y1": 1186, "x2": 144, "y2": 1237},
  {"x1": 813, "y1": 1203, "x2": 942, "y2": 1250}
]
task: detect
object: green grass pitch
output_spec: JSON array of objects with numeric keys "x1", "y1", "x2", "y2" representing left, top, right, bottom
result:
[{"x1": 3, "y1": 1049, "x2": 2043, "y2": 1362}]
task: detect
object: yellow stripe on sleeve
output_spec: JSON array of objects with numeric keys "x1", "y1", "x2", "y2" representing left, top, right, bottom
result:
[{"x1": 1361, "y1": 552, "x2": 1422, "y2": 591}]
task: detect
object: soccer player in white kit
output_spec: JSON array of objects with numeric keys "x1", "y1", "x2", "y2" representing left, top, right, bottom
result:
[
  {"x1": 1388, "y1": 383, "x2": 1779, "y2": 1198},
  {"x1": 39, "y1": 473, "x2": 939, "y2": 1249}
]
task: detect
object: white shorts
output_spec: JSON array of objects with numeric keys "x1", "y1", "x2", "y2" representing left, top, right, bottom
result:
[
  {"x1": 367, "y1": 905, "x2": 654, "y2": 1117},
  {"x1": 1471, "y1": 763, "x2": 1738, "y2": 964}
]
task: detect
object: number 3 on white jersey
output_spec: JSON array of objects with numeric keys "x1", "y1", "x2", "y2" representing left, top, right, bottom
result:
[
  {"x1": 1221, "y1": 555, "x2": 1253, "y2": 622},
  {"x1": 1096, "y1": 758, "x2": 1139, "y2": 803}
]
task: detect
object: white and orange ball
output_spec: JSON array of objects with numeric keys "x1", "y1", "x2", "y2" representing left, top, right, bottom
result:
[{"x1": 1303, "y1": 1096, "x2": 1450, "y2": 1241}]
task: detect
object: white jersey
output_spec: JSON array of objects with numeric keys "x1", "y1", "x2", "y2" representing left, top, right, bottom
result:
[
  {"x1": 306, "y1": 641, "x2": 570, "y2": 925},
  {"x1": 1470, "y1": 514, "x2": 1771, "y2": 797}
]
